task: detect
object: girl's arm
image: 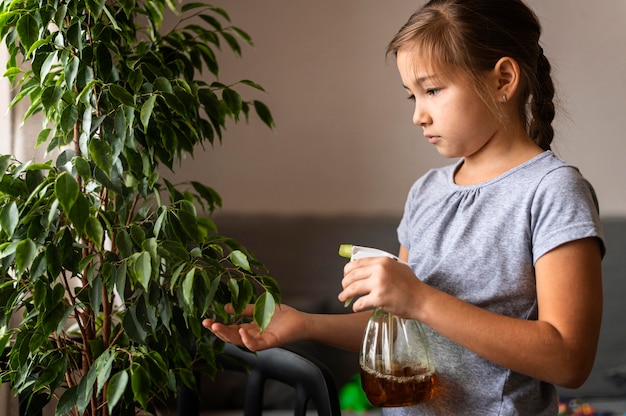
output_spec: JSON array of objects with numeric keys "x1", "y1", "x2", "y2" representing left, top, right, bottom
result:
[{"x1": 341, "y1": 237, "x2": 603, "y2": 388}]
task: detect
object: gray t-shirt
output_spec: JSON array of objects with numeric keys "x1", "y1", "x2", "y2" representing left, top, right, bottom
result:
[{"x1": 392, "y1": 151, "x2": 604, "y2": 416}]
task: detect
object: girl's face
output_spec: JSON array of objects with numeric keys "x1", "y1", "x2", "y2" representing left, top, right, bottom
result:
[{"x1": 396, "y1": 50, "x2": 501, "y2": 159}]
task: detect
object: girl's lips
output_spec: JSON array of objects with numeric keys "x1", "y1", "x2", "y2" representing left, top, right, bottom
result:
[{"x1": 426, "y1": 135, "x2": 440, "y2": 144}]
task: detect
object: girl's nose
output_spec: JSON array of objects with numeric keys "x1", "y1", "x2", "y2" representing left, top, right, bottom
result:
[{"x1": 412, "y1": 102, "x2": 430, "y2": 126}]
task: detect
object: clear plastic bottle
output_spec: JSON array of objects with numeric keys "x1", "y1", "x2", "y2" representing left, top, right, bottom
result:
[
  {"x1": 339, "y1": 245, "x2": 436, "y2": 407},
  {"x1": 359, "y1": 308, "x2": 435, "y2": 407}
]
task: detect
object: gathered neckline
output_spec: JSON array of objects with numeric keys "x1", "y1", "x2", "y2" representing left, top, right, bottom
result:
[{"x1": 449, "y1": 151, "x2": 553, "y2": 190}]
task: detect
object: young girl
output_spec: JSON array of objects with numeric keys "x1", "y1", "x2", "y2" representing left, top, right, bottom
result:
[{"x1": 203, "y1": 0, "x2": 605, "y2": 414}]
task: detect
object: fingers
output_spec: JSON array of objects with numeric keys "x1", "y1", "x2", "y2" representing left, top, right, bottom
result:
[
  {"x1": 340, "y1": 257, "x2": 388, "y2": 303},
  {"x1": 202, "y1": 319, "x2": 245, "y2": 346},
  {"x1": 202, "y1": 303, "x2": 256, "y2": 347},
  {"x1": 202, "y1": 303, "x2": 278, "y2": 351},
  {"x1": 342, "y1": 257, "x2": 393, "y2": 284},
  {"x1": 340, "y1": 257, "x2": 415, "y2": 313}
]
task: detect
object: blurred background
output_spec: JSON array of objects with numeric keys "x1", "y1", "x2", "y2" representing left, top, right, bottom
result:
[{"x1": 163, "y1": 0, "x2": 626, "y2": 219}]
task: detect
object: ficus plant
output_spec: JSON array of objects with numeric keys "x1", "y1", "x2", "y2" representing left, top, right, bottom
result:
[{"x1": 0, "y1": 1, "x2": 279, "y2": 415}]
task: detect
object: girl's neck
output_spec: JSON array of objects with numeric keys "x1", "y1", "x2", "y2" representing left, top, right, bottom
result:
[{"x1": 453, "y1": 133, "x2": 543, "y2": 186}]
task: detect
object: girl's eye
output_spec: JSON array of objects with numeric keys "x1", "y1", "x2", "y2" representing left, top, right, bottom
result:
[
  {"x1": 426, "y1": 88, "x2": 440, "y2": 96},
  {"x1": 406, "y1": 94, "x2": 415, "y2": 101}
]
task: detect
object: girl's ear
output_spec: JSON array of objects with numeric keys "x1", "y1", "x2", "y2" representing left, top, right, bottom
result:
[{"x1": 493, "y1": 57, "x2": 520, "y2": 102}]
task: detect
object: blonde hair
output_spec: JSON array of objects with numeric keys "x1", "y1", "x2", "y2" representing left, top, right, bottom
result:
[{"x1": 387, "y1": 0, "x2": 555, "y2": 151}]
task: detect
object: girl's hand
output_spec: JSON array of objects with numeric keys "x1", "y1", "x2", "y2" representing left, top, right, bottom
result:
[
  {"x1": 340, "y1": 256, "x2": 425, "y2": 318},
  {"x1": 202, "y1": 303, "x2": 307, "y2": 351}
]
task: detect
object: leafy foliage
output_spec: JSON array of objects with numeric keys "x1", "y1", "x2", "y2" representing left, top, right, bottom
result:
[{"x1": 0, "y1": 1, "x2": 278, "y2": 415}]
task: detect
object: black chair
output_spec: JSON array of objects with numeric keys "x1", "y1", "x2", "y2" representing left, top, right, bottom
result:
[{"x1": 177, "y1": 343, "x2": 342, "y2": 416}]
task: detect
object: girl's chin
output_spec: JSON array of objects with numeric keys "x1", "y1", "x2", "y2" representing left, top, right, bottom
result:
[{"x1": 433, "y1": 147, "x2": 462, "y2": 159}]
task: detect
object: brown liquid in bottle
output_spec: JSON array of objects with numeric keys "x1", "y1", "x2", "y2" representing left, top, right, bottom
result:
[{"x1": 360, "y1": 363, "x2": 435, "y2": 407}]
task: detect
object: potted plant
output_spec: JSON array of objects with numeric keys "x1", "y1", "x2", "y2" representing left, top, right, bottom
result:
[{"x1": 0, "y1": 1, "x2": 279, "y2": 415}]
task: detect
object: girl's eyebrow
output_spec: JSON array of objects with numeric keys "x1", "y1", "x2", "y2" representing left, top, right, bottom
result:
[
  {"x1": 403, "y1": 75, "x2": 438, "y2": 91},
  {"x1": 416, "y1": 75, "x2": 438, "y2": 85}
]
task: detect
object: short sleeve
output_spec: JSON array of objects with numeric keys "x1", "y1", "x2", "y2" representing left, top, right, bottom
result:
[{"x1": 530, "y1": 166, "x2": 605, "y2": 263}]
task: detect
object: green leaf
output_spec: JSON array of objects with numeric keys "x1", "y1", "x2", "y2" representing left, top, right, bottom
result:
[
  {"x1": 190, "y1": 181, "x2": 222, "y2": 211},
  {"x1": 232, "y1": 26, "x2": 253, "y2": 46},
  {"x1": 145, "y1": 0, "x2": 164, "y2": 30},
  {"x1": 122, "y1": 308, "x2": 147, "y2": 343},
  {"x1": 15, "y1": 238, "x2": 37, "y2": 274},
  {"x1": 240, "y1": 79, "x2": 265, "y2": 92},
  {"x1": 130, "y1": 224, "x2": 146, "y2": 246},
  {"x1": 67, "y1": 21, "x2": 82, "y2": 50},
  {"x1": 229, "y1": 250, "x2": 251, "y2": 272},
  {"x1": 227, "y1": 278, "x2": 239, "y2": 303},
  {"x1": 69, "y1": 194, "x2": 89, "y2": 236},
  {"x1": 154, "y1": 76, "x2": 172, "y2": 93},
  {"x1": 153, "y1": 208, "x2": 167, "y2": 237},
  {"x1": 131, "y1": 364, "x2": 150, "y2": 409},
  {"x1": 76, "y1": 79, "x2": 99, "y2": 105},
  {"x1": 45, "y1": 244, "x2": 61, "y2": 277},
  {"x1": 206, "y1": 271, "x2": 221, "y2": 310},
  {"x1": 89, "y1": 269, "x2": 103, "y2": 312},
  {"x1": 2, "y1": 67, "x2": 22, "y2": 79},
  {"x1": 16, "y1": 13, "x2": 38, "y2": 53},
  {"x1": 157, "y1": 295, "x2": 172, "y2": 333},
  {"x1": 132, "y1": 251, "x2": 152, "y2": 289},
  {"x1": 0, "y1": 11, "x2": 18, "y2": 35},
  {"x1": 85, "y1": 216, "x2": 104, "y2": 249},
  {"x1": 140, "y1": 95, "x2": 156, "y2": 130},
  {"x1": 36, "y1": 128, "x2": 51, "y2": 147},
  {"x1": 0, "y1": 201, "x2": 19, "y2": 238},
  {"x1": 77, "y1": 363, "x2": 98, "y2": 414},
  {"x1": 199, "y1": 14, "x2": 222, "y2": 31},
  {"x1": 103, "y1": 5, "x2": 121, "y2": 30},
  {"x1": 141, "y1": 237, "x2": 158, "y2": 261},
  {"x1": 54, "y1": 5, "x2": 68, "y2": 30},
  {"x1": 182, "y1": 2, "x2": 206, "y2": 12},
  {"x1": 179, "y1": 209, "x2": 201, "y2": 242},
  {"x1": 60, "y1": 104, "x2": 79, "y2": 132},
  {"x1": 182, "y1": 268, "x2": 195, "y2": 307},
  {"x1": 55, "y1": 171, "x2": 79, "y2": 215},
  {"x1": 178, "y1": 368, "x2": 196, "y2": 391},
  {"x1": 73, "y1": 156, "x2": 92, "y2": 180},
  {"x1": 96, "y1": 43, "x2": 113, "y2": 81},
  {"x1": 254, "y1": 292, "x2": 276, "y2": 332},
  {"x1": 128, "y1": 68, "x2": 144, "y2": 93},
  {"x1": 115, "y1": 229, "x2": 133, "y2": 258},
  {"x1": 55, "y1": 386, "x2": 78, "y2": 416},
  {"x1": 88, "y1": 138, "x2": 113, "y2": 174},
  {"x1": 169, "y1": 263, "x2": 186, "y2": 292},
  {"x1": 106, "y1": 370, "x2": 128, "y2": 410},
  {"x1": 254, "y1": 100, "x2": 275, "y2": 128},
  {"x1": 94, "y1": 350, "x2": 113, "y2": 395},
  {"x1": 0, "y1": 154, "x2": 11, "y2": 179},
  {"x1": 258, "y1": 275, "x2": 282, "y2": 304},
  {"x1": 108, "y1": 84, "x2": 135, "y2": 106},
  {"x1": 39, "y1": 51, "x2": 58, "y2": 83},
  {"x1": 33, "y1": 351, "x2": 66, "y2": 392},
  {"x1": 222, "y1": 88, "x2": 242, "y2": 115},
  {"x1": 65, "y1": 55, "x2": 80, "y2": 89},
  {"x1": 233, "y1": 278, "x2": 253, "y2": 314},
  {"x1": 220, "y1": 31, "x2": 241, "y2": 56},
  {"x1": 86, "y1": 0, "x2": 106, "y2": 18},
  {"x1": 41, "y1": 85, "x2": 63, "y2": 111}
]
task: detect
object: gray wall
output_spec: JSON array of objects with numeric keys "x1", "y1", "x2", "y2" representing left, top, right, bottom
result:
[{"x1": 165, "y1": 0, "x2": 626, "y2": 218}]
